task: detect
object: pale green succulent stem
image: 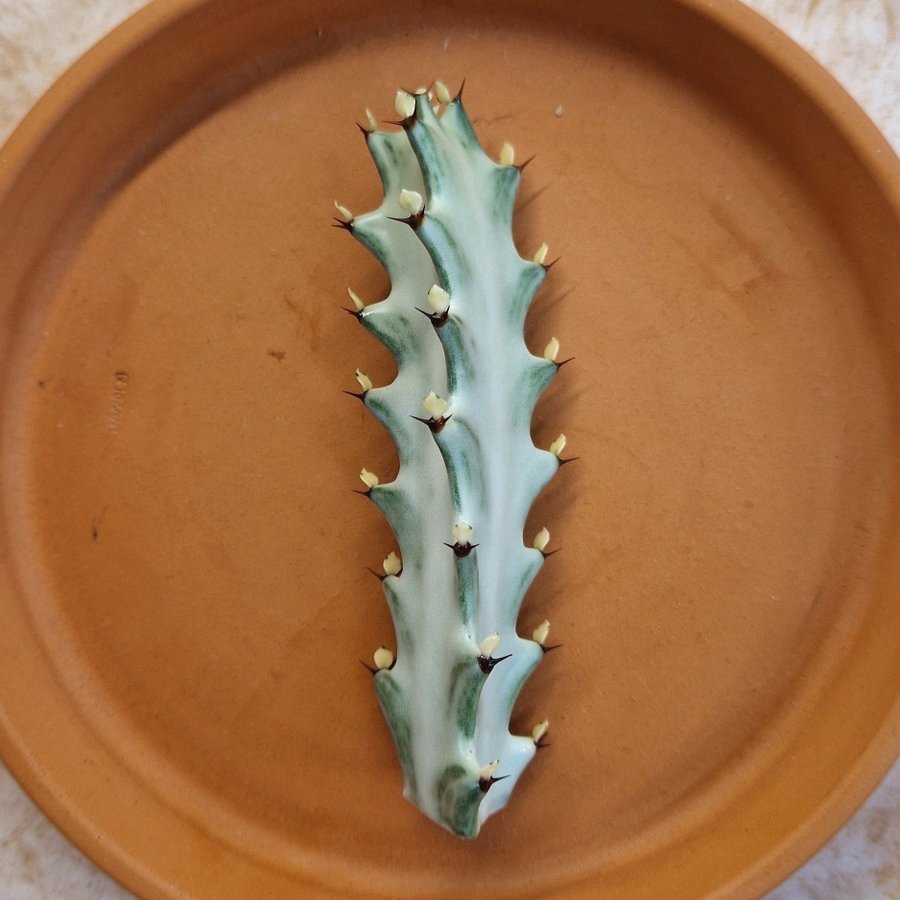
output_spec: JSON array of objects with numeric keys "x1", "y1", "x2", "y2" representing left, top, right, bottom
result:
[{"x1": 348, "y1": 89, "x2": 559, "y2": 836}]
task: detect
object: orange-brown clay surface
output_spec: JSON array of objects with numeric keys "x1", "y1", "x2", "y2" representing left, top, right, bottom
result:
[{"x1": 1, "y1": 1, "x2": 899, "y2": 897}]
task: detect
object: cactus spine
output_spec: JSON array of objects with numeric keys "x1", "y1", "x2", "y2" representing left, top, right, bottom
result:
[{"x1": 338, "y1": 83, "x2": 565, "y2": 837}]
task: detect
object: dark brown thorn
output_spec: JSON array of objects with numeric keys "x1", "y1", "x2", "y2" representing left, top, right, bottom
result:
[
  {"x1": 455, "y1": 77, "x2": 466, "y2": 102},
  {"x1": 360, "y1": 659, "x2": 378, "y2": 675},
  {"x1": 415, "y1": 306, "x2": 449, "y2": 328},
  {"x1": 343, "y1": 390, "x2": 367, "y2": 403},
  {"x1": 332, "y1": 217, "x2": 354, "y2": 231},
  {"x1": 384, "y1": 115, "x2": 417, "y2": 130},
  {"x1": 356, "y1": 121, "x2": 371, "y2": 139},
  {"x1": 366, "y1": 567, "x2": 386, "y2": 582},
  {"x1": 479, "y1": 773, "x2": 509, "y2": 793},
  {"x1": 557, "y1": 456, "x2": 580, "y2": 467},
  {"x1": 411, "y1": 414, "x2": 450, "y2": 433},
  {"x1": 341, "y1": 306, "x2": 364, "y2": 321},
  {"x1": 352, "y1": 488, "x2": 373, "y2": 498},
  {"x1": 540, "y1": 548, "x2": 561, "y2": 560},
  {"x1": 444, "y1": 541, "x2": 478, "y2": 558},
  {"x1": 542, "y1": 256, "x2": 560, "y2": 272},
  {"x1": 387, "y1": 212, "x2": 425, "y2": 230},
  {"x1": 515, "y1": 154, "x2": 536, "y2": 172},
  {"x1": 555, "y1": 357, "x2": 574, "y2": 370},
  {"x1": 541, "y1": 642, "x2": 563, "y2": 654},
  {"x1": 535, "y1": 739, "x2": 551, "y2": 750},
  {"x1": 478, "y1": 653, "x2": 512, "y2": 675}
]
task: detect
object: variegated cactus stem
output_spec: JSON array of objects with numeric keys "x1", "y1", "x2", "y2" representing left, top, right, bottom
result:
[{"x1": 336, "y1": 82, "x2": 569, "y2": 837}]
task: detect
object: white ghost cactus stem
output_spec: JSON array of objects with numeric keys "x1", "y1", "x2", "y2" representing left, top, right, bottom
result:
[{"x1": 341, "y1": 83, "x2": 566, "y2": 837}]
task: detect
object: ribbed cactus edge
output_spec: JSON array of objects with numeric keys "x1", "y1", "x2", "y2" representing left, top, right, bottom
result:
[{"x1": 336, "y1": 83, "x2": 566, "y2": 838}]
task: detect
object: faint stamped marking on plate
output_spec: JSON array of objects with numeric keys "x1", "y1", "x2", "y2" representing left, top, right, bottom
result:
[{"x1": 107, "y1": 371, "x2": 130, "y2": 432}]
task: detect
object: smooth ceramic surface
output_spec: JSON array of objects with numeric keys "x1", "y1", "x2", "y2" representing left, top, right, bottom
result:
[{"x1": 0, "y1": 1, "x2": 896, "y2": 900}]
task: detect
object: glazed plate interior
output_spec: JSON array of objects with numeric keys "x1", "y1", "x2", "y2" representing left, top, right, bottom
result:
[{"x1": 1, "y1": 0, "x2": 899, "y2": 897}]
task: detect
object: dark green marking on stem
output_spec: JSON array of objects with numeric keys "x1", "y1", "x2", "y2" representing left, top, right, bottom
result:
[
  {"x1": 374, "y1": 672, "x2": 417, "y2": 797},
  {"x1": 441, "y1": 99, "x2": 481, "y2": 152},
  {"x1": 365, "y1": 389, "x2": 408, "y2": 437},
  {"x1": 351, "y1": 221, "x2": 394, "y2": 270},
  {"x1": 361, "y1": 309, "x2": 416, "y2": 361},
  {"x1": 418, "y1": 214, "x2": 470, "y2": 295},
  {"x1": 371, "y1": 484, "x2": 414, "y2": 544},
  {"x1": 506, "y1": 552, "x2": 544, "y2": 621},
  {"x1": 367, "y1": 132, "x2": 406, "y2": 196},
  {"x1": 489, "y1": 165, "x2": 520, "y2": 230},
  {"x1": 519, "y1": 358, "x2": 558, "y2": 426},
  {"x1": 435, "y1": 316, "x2": 476, "y2": 392},
  {"x1": 509, "y1": 261, "x2": 546, "y2": 326},
  {"x1": 433, "y1": 416, "x2": 483, "y2": 512},
  {"x1": 408, "y1": 103, "x2": 447, "y2": 197},
  {"x1": 449, "y1": 656, "x2": 487, "y2": 739},
  {"x1": 437, "y1": 764, "x2": 483, "y2": 838},
  {"x1": 380, "y1": 578, "x2": 415, "y2": 650},
  {"x1": 454, "y1": 550, "x2": 478, "y2": 627}
]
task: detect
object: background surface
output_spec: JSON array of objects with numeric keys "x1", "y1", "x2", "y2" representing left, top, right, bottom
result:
[{"x1": 1, "y1": 0, "x2": 898, "y2": 897}]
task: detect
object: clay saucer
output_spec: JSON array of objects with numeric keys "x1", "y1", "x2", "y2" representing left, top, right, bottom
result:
[{"x1": 1, "y1": 0, "x2": 899, "y2": 897}]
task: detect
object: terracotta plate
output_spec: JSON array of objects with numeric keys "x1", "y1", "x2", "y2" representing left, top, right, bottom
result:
[{"x1": 1, "y1": 0, "x2": 899, "y2": 896}]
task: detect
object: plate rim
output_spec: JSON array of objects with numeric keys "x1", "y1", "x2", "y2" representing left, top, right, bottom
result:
[{"x1": 1, "y1": 0, "x2": 899, "y2": 897}]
